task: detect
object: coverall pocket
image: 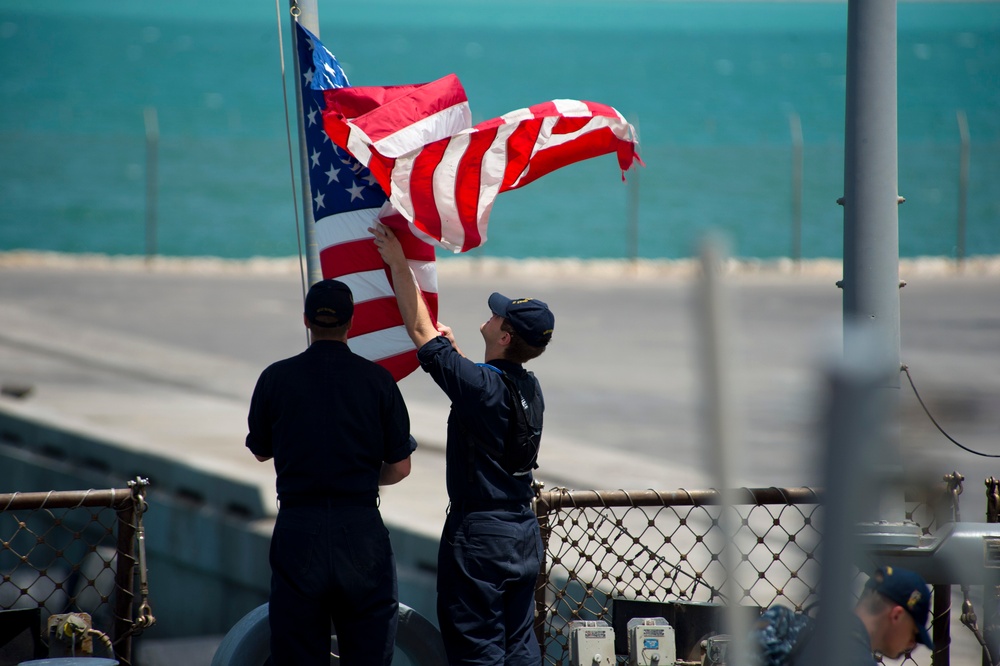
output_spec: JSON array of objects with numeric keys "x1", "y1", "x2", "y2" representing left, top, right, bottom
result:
[
  {"x1": 463, "y1": 519, "x2": 517, "y2": 580},
  {"x1": 346, "y1": 524, "x2": 392, "y2": 579},
  {"x1": 271, "y1": 512, "x2": 322, "y2": 589}
]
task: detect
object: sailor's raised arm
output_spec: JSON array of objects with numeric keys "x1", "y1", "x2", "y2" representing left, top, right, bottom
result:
[{"x1": 369, "y1": 223, "x2": 439, "y2": 348}]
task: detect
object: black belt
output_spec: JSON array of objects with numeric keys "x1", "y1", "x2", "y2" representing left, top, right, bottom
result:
[{"x1": 279, "y1": 494, "x2": 378, "y2": 509}]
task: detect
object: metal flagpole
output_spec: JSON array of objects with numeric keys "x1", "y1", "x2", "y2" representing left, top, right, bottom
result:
[
  {"x1": 290, "y1": 0, "x2": 323, "y2": 286},
  {"x1": 840, "y1": 0, "x2": 916, "y2": 541}
]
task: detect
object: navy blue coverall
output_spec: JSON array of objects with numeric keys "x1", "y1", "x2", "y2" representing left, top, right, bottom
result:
[
  {"x1": 246, "y1": 339, "x2": 416, "y2": 666},
  {"x1": 417, "y1": 336, "x2": 544, "y2": 666}
]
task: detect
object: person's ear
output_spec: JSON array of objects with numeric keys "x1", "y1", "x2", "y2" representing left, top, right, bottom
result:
[
  {"x1": 303, "y1": 313, "x2": 310, "y2": 328},
  {"x1": 889, "y1": 605, "x2": 906, "y2": 624}
]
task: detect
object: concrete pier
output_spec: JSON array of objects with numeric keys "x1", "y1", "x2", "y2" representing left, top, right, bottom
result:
[{"x1": 1, "y1": 253, "x2": 998, "y2": 663}]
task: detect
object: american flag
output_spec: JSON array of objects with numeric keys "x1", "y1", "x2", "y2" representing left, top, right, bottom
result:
[
  {"x1": 296, "y1": 23, "x2": 438, "y2": 381},
  {"x1": 322, "y1": 88, "x2": 641, "y2": 253}
]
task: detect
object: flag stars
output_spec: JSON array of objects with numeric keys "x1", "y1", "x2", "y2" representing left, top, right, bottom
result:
[
  {"x1": 303, "y1": 67, "x2": 315, "y2": 87},
  {"x1": 346, "y1": 182, "x2": 366, "y2": 201},
  {"x1": 307, "y1": 107, "x2": 319, "y2": 127},
  {"x1": 325, "y1": 165, "x2": 341, "y2": 183},
  {"x1": 310, "y1": 148, "x2": 322, "y2": 168},
  {"x1": 314, "y1": 190, "x2": 326, "y2": 210},
  {"x1": 363, "y1": 173, "x2": 378, "y2": 187}
]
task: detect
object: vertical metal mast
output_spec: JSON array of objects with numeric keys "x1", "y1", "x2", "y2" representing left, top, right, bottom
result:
[
  {"x1": 291, "y1": 0, "x2": 323, "y2": 286},
  {"x1": 843, "y1": 0, "x2": 900, "y2": 385},
  {"x1": 841, "y1": 0, "x2": 914, "y2": 536}
]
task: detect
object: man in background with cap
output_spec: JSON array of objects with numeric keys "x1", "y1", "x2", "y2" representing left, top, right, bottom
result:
[
  {"x1": 371, "y1": 222, "x2": 554, "y2": 665},
  {"x1": 848, "y1": 566, "x2": 934, "y2": 662},
  {"x1": 756, "y1": 565, "x2": 934, "y2": 665},
  {"x1": 246, "y1": 278, "x2": 417, "y2": 666}
]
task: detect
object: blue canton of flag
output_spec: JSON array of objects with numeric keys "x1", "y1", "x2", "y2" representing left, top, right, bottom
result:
[
  {"x1": 295, "y1": 24, "x2": 386, "y2": 235},
  {"x1": 292, "y1": 22, "x2": 437, "y2": 382}
]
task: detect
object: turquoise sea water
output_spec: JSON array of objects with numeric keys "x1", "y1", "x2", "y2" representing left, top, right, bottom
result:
[{"x1": 1, "y1": 1, "x2": 998, "y2": 261}]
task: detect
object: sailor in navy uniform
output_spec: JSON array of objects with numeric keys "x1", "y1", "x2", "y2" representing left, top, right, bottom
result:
[
  {"x1": 371, "y1": 222, "x2": 554, "y2": 665},
  {"x1": 247, "y1": 279, "x2": 417, "y2": 666}
]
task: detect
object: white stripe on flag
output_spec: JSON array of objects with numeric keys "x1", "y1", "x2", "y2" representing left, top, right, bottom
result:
[
  {"x1": 344, "y1": 125, "x2": 376, "y2": 169},
  {"x1": 338, "y1": 269, "x2": 393, "y2": 304},
  {"x1": 315, "y1": 208, "x2": 380, "y2": 249},
  {"x1": 431, "y1": 132, "x2": 472, "y2": 252},
  {"x1": 333, "y1": 264, "x2": 438, "y2": 305},
  {"x1": 410, "y1": 259, "x2": 439, "y2": 294},
  {"x1": 349, "y1": 325, "x2": 416, "y2": 362},
  {"x1": 374, "y1": 103, "x2": 473, "y2": 159},
  {"x1": 551, "y1": 99, "x2": 592, "y2": 117}
]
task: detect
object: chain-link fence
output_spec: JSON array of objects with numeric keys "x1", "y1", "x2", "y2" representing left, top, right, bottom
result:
[
  {"x1": 0, "y1": 480, "x2": 154, "y2": 665},
  {"x1": 533, "y1": 483, "x2": 967, "y2": 665}
]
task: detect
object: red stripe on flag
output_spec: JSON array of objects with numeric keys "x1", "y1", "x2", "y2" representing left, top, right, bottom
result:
[
  {"x1": 350, "y1": 296, "x2": 404, "y2": 337},
  {"x1": 380, "y1": 212, "x2": 437, "y2": 262},
  {"x1": 408, "y1": 140, "x2": 449, "y2": 245},
  {"x1": 320, "y1": 113, "x2": 352, "y2": 152},
  {"x1": 455, "y1": 127, "x2": 497, "y2": 252},
  {"x1": 550, "y1": 115, "x2": 593, "y2": 135},
  {"x1": 323, "y1": 83, "x2": 425, "y2": 125},
  {"x1": 367, "y1": 152, "x2": 396, "y2": 196},
  {"x1": 422, "y1": 290, "x2": 439, "y2": 319},
  {"x1": 582, "y1": 100, "x2": 619, "y2": 118},
  {"x1": 375, "y1": 349, "x2": 420, "y2": 382},
  {"x1": 527, "y1": 100, "x2": 559, "y2": 117},
  {"x1": 507, "y1": 126, "x2": 628, "y2": 193},
  {"x1": 319, "y1": 238, "x2": 384, "y2": 279},
  {"x1": 326, "y1": 75, "x2": 467, "y2": 144},
  {"x1": 500, "y1": 118, "x2": 544, "y2": 192}
]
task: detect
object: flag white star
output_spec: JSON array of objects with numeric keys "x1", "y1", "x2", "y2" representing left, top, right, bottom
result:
[
  {"x1": 326, "y1": 165, "x2": 341, "y2": 183},
  {"x1": 363, "y1": 173, "x2": 377, "y2": 187},
  {"x1": 346, "y1": 182, "x2": 365, "y2": 201},
  {"x1": 307, "y1": 107, "x2": 318, "y2": 127},
  {"x1": 314, "y1": 191, "x2": 326, "y2": 210},
  {"x1": 304, "y1": 67, "x2": 314, "y2": 87},
  {"x1": 310, "y1": 148, "x2": 321, "y2": 168}
]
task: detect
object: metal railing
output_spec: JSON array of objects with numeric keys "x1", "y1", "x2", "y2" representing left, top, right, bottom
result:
[
  {"x1": 0, "y1": 479, "x2": 154, "y2": 665},
  {"x1": 533, "y1": 484, "x2": 963, "y2": 665}
]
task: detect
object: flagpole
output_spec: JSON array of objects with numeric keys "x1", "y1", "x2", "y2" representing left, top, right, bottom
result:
[{"x1": 291, "y1": 0, "x2": 323, "y2": 286}]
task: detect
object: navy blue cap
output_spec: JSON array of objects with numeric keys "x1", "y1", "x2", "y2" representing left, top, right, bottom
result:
[
  {"x1": 305, "y1": 279, "x2": 354, "y2": 327},
  {"x1": 866, "y1": 566, "x2": 933, "y2": 649},
  {"x1": 488, "y1": 292, "x2": 554, "y2": 348}
]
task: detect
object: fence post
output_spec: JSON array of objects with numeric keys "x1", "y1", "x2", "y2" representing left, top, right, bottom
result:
[
  {"x1": 144, "y1": 106, "x2": 159, "y2": 264},
  {"x1": 790, "y1": 111, "x2": 803, "y2": 268},
  {"x1": 956, "y1": 109, "x2": 969, "y2": 271},
  {"x1": 533, "y1": 504, "x2": 551, "y2": 652},
  {"x1": 114, "y1": 495, "x2": 138, "y2": 665}
]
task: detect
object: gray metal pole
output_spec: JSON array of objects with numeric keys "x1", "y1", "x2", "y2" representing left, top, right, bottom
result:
[
  {"x1": 790, "y1": 111, "x2": 803, "y2": 268},
  {"x1": 626, "y1": 116, "x2": 640, "y2": 264},
  {"x1": 842, "y1": 0, "x2": 907, "y2": 527},
  {"x1": 812, "y1": 327, "x2": 896, "y2": 666},
  {"x1": 291, "y1": 0, "x2": 323, "y2": 286},
  {"x1": 957, "y1": 109, "x2": 969, "y2": 271},
  {"x1": 695, "y1": 235, "x2": 751, "y2": 664},
  {"x1": 143, "y1": 106, "x2": 159, "y2": 262}
]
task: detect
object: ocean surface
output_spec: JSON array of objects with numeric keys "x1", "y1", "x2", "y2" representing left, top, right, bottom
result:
[{"x1": 1, "y1": 0, "x2": 998, "y2": 262}]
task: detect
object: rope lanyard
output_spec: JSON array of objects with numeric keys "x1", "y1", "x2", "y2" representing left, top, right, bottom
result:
[{"x1": 274, "y1": 0, "x2": 310, "y2": 347}]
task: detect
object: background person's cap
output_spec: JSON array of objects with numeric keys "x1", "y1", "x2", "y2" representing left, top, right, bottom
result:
[
  {"x1": 305, "y1": 279, "x2": 354, "y2": 327},
  {"x1": 488, "y1": 292, "x2": 555, "y2": 347},
  {"x1": 866, "y1": 566, "x2": 934, "y2": 649}
]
